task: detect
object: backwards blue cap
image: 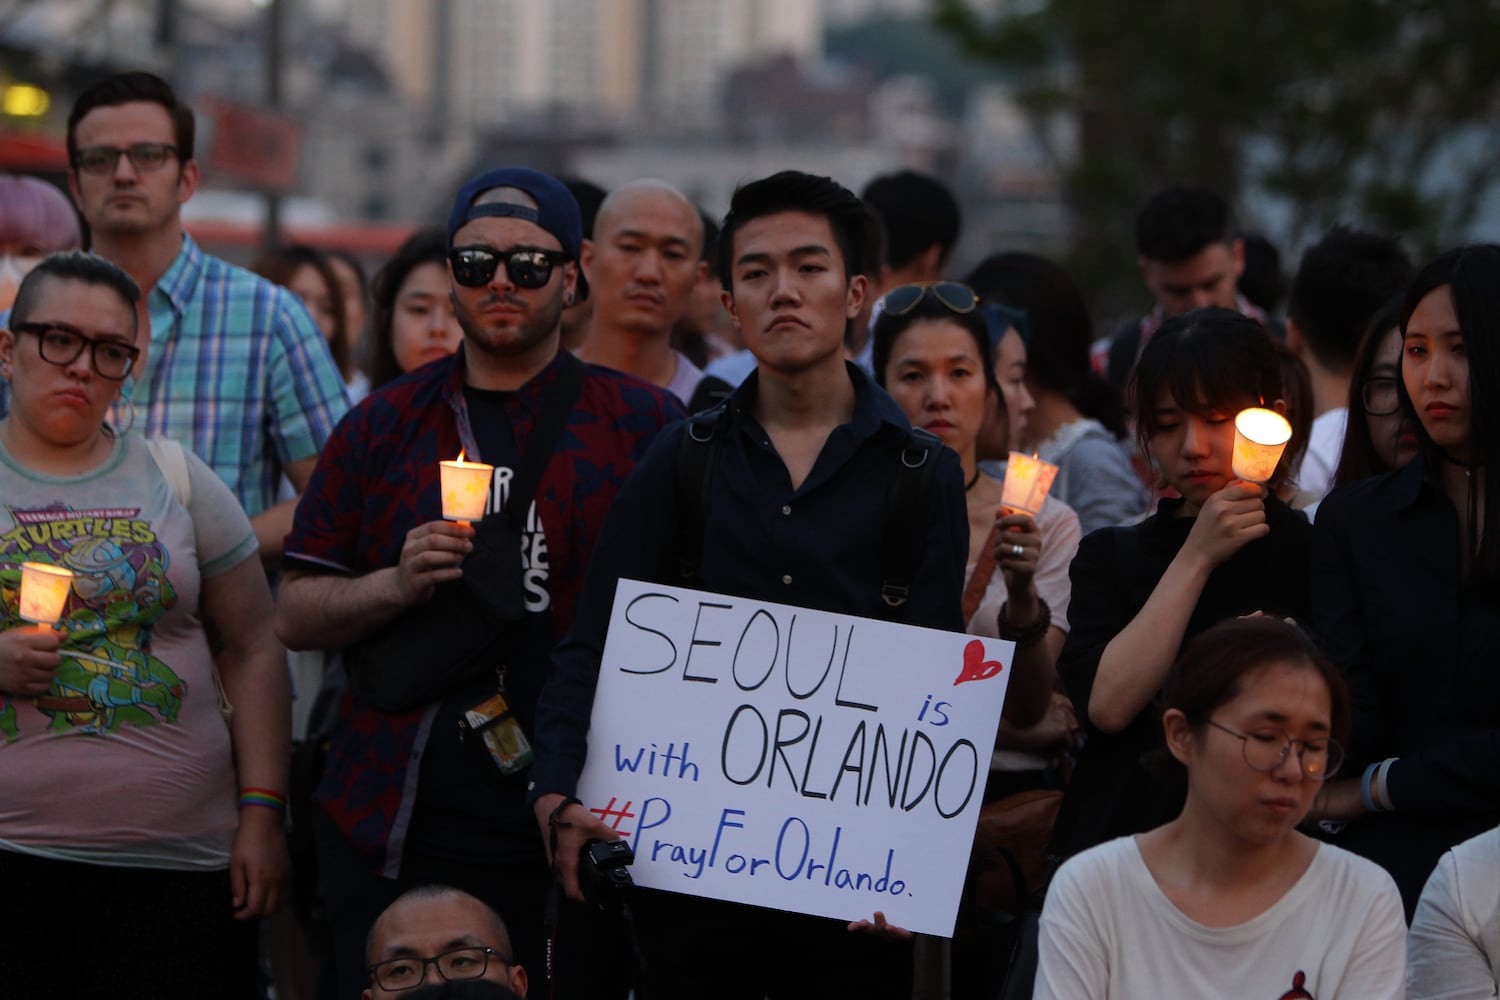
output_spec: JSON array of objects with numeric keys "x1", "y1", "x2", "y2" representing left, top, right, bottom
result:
[{"x1": 446, "y1": 167, "x2": 588, "y2": 301}]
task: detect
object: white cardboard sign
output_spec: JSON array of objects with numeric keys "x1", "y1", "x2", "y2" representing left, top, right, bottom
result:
[{"x1": 575, "y1": 578, "x2": 1015, "y2": 937}]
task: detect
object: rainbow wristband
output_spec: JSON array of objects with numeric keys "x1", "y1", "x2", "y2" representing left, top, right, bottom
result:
[{"x1": 239, "y1": 788, "x2": 287, "y2": 814}]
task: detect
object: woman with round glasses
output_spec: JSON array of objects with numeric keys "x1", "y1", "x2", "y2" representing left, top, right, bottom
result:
[
  {"x1": 1331, "y1": 298, "x2": 1420, "y2": 487},
  {"x1": 1037, "y1": 617, "x2": 1406, "y2": 999},
  {"x1": 368, "y1": 227, "x2": 463, "y2": 391},
  {"x1": 873, "y1": 281, "x2": 1079, "y2": 731},
  {"x1": 0, "y1": 253, "x2": 289, "y2": 998},
  {"x1": 1312, "y1": 244, "x2": 1500, "y2": 915}
]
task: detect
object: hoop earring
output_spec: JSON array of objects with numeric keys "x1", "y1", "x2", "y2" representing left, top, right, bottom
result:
[{"x1": 109, "y1": 396, "x2": 137, "y2": 436}]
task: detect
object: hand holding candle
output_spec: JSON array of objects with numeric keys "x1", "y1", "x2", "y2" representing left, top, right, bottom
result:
[
  {"x1": 1232, "y1": 408, "x2": 1293, "y2": 484},
  {"x1": 440, "y1": 451, "x2": 494, "y2": 524},
  {"x1": 1001, "y1": 451, "x2": 1060, "y2": 516},
  {"x1": 19, "y1": 561, "x2": 73, "y2": 627}
]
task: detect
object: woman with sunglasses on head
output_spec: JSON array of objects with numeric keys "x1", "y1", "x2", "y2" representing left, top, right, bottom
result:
[
  {"x1": 368, "y1": 227, "x2": 463, "y2": 391},
  {"x1": 1048, "y1": 307, "x2": 1312, "y2": 859},
  {"x1": 873, "y1": 280, "x2": 1081, "y2": 996},
  {"x1": 1037, "y1": 617, "x2": 1406, "y2": 999},
  {"x1": 1311, "y1": 245, "x2": 1500, "y2": 916},
  {"x1": 873, "y1": 281, "x2": 1079, "y2": 737},
  {"x1": 0, "y1": 253, "x2": 289, "y2": 998}
]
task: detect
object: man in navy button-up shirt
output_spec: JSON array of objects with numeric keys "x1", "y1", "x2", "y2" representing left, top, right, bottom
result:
[{"x1": 530, "y1": 171, "x2": 970, "y2": 997}]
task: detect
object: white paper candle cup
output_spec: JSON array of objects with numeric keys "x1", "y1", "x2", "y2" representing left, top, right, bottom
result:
[
  {"x1": 1000, "y1": 451, "x2": 1060, "y2": 516},
  {"x1": 440, "y1": 458, "x2": 494, "y2": 522},
  {"x1": 19, "y1": 562, "x2": 73, "y2": 626},
  {"x1": 1232, "y1": 408, "x2": 1293, "y2": 484}
]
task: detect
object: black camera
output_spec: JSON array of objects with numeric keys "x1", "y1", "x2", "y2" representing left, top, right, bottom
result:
[{"x1": 578, "y1": 838, "x2": 635, "y2": 907}]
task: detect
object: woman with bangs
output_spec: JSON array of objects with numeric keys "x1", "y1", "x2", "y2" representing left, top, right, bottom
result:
[
  {"x1": 1048, "y1": 307, "x2": 1312, "y2": 859},
  {"x1": 1312, "y1": 244, "x2": 1500, "y2": 915}
]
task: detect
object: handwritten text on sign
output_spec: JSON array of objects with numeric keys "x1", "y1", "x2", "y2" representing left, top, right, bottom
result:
[{"x1": 576, "y1": 579, "x2": 1014, "y2": 937}]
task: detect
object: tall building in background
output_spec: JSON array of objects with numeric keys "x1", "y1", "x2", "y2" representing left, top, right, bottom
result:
[{"x1": 338, "y1": 0, "x2": 818, "y2": 132}]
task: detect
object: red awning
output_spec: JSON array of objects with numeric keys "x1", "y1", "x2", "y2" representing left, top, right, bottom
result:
[{"x1": 0, "y1": 131, "x2": 69, "y2": 172}]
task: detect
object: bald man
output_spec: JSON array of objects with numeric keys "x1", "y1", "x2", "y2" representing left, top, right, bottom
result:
[
  {"x1": 364, "y1": 885, "x2": 528, "y2": 999},
  {"x1": 576, "y1": 179, "x2": 707, "y2": 404}
]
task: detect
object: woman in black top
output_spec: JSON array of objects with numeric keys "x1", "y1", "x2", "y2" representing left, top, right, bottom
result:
[
  {"x1": 1312, "y1": 244, "x2": 1500, "y2": 914},
  {"x1": 1050, "y1": 307, "x2": 1312, "y2": 858}
]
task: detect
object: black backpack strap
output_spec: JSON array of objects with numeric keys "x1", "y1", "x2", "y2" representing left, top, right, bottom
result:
[
  {"x1": 670, "y1": 403, "x2": 729, "y2": 583},
  {"x1": 505, "y1": 352, "x2": 587, "y2": 531},
  {"x1": 878, "y1": 427, "x2": 943, "y2": 621}
]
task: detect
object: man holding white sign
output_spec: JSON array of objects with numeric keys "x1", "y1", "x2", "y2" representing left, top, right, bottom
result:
[{"x1": 531, "y1": 171, "x2": 1054, "y2": 997}]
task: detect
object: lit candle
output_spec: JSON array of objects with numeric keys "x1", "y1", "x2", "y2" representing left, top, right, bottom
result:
[
  {"x1": 19, "y1": 561, "x2": 73, "y2": 626},
  {"x1": 439, "y1": 450, "x2": 494, "y2": 524},
  {"x1": 1232, "y1": 407, "x2": 1293, "y2": 484},
  {"x1": 1001, "y1": 451, "x2": 1060, "y2": 516}
]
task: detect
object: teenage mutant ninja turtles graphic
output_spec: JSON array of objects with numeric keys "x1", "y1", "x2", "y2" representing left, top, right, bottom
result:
[{"x1": 0, "y1": 504, "x2": 183, "y2": 741}]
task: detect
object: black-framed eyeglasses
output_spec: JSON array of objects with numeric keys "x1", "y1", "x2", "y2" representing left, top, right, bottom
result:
[
  {"x1": 368, "y1": 947, "x2": 511, "y2": 991},
  {"x1": 12, "y1": 323, "x2": 140, "y2": 380},
  {"x1": 73, "y1": 143, "x2": 179, "y2": 176},
  {"x1": 449, "y1": 245, "x2": 568, "y2": 289},
  {"x1": 1360, "y1": 376, "x2": 1401, "y2": 416},
  {"x1": 1207, "y1": 720, "x2": 1343, "y2": 781},
  {"x1": 881, "y1": 281, "x2": 978, "y2": 318}
]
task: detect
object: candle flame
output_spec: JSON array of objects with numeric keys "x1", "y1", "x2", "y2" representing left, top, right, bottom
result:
[{"x1": 456, "y1": 449, "x2": 465, "y2": 463}]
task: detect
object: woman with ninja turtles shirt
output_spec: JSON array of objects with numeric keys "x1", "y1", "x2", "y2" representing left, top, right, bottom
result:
[{"x1": 0, "y1": 253, "x2": 289, "y2": 999}]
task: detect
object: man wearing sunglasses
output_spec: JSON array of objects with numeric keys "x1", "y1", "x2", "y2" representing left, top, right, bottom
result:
[
  {"x1": 15, "y1": 71, "x2": 350, "y2": 566},
  {"x1": 276, "y1": 166, "x2": 684, "y2": 999},
  {"x1": 530, "y1": 170, "x2": 968, "y2": 998},
  {"x1": 1282, "y1": 226, "x2": 1412, "y2": 498}
]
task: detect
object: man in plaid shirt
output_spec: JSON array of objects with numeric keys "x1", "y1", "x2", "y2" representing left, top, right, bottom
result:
[{"x1": 36, "y1": 71, "x2": 347, "y2": 560}]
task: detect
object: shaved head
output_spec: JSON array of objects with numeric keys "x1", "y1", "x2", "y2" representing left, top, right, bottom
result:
[
  {"x1": 363, "y1": 885, "x2": 528, "y2": 998},
  {"x1": 365, "y1": 885, "x2": 511, "y2": 963},
  {"x1": 594, "y1": 179, "x2": 704, "y2": 257}
]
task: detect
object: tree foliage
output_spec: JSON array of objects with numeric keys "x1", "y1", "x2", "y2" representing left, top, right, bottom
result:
[{"x1": 932, "y1": 0, "x2": 1500, "y2": 314}]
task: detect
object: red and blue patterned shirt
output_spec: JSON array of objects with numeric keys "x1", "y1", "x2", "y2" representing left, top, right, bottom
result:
[{"x1": 285, "y1": 347, "x2": 684, "y2": 875}]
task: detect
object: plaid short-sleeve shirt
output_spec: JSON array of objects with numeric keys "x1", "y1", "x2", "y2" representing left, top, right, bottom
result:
[{"x1": 123, "y1": 235, "x2": 349, "y2": 517}]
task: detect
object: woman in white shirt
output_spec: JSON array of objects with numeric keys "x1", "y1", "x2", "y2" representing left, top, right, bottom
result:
[{"x1": 1036, "y1": 616, "x2": 1406, "y2": 1000}]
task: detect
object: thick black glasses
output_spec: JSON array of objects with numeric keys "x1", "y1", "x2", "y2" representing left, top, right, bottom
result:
[
  {"x1": 1360, "y1": 376, "x2": 1401, "y2": 416},
  {"x1": 368, "y1": 946, "x2": 511, "y2": 991},
  {"x1": 881, "y1": 281, "x2": 979, "y2": 318},
  {"x1": 1207, "y1": 720, "x2": 1343, "y2": 781},
  {"x1": 449, "y1": 246, "x2": 567, "y2": 289},
  {"x1": 13, "y1": 323, "x2": 140, "y2": 380},
  {"x1": 73, "y1": 143, "x2": 179, "y2": 176}
]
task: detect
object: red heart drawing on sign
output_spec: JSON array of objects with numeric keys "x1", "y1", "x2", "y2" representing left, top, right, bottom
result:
[{"x1": 954, "y1": 638, "x2": 1005, "y2": 686}]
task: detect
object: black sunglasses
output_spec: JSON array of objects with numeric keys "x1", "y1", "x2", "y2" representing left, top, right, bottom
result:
[
  {"x1": 881, "y1": 281, "x2": 979, "y2": 318},
  {"x1": 448, "y1": 245, "x2": 568, "y2": 289}
]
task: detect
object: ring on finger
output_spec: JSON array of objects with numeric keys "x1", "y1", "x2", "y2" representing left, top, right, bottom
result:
[{"x1": 1009, "y1": 543, "x2": 1024, "y2": 559}]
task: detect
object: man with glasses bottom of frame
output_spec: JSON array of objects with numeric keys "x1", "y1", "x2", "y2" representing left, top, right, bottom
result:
[
  {"x1": 7, "y1": 71, "x2": 349, "y2": 564},
  {"x1": 365, "y1": 885, "x2": 528, "y2": 999},
  {"x1": 276, "y1": 167, "x2": 684, "y2": 999}
]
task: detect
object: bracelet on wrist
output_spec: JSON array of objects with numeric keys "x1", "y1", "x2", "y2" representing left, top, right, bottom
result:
[
  {"x1": 1372, "y1": 757, "x2": 1398, "y2": 812},
  {"x1": 1360, "y1": 763, "x2": 1379, "y2": 813},
  {"x1": 548, "y1": 796, "x2": 582, "y2": 828},
  {"x1": 998, "y1": 597, "x2": 1051, "y2": 650},
  {"x1": 238, "y1": 787, "x2": 287, "y2": 815}
]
